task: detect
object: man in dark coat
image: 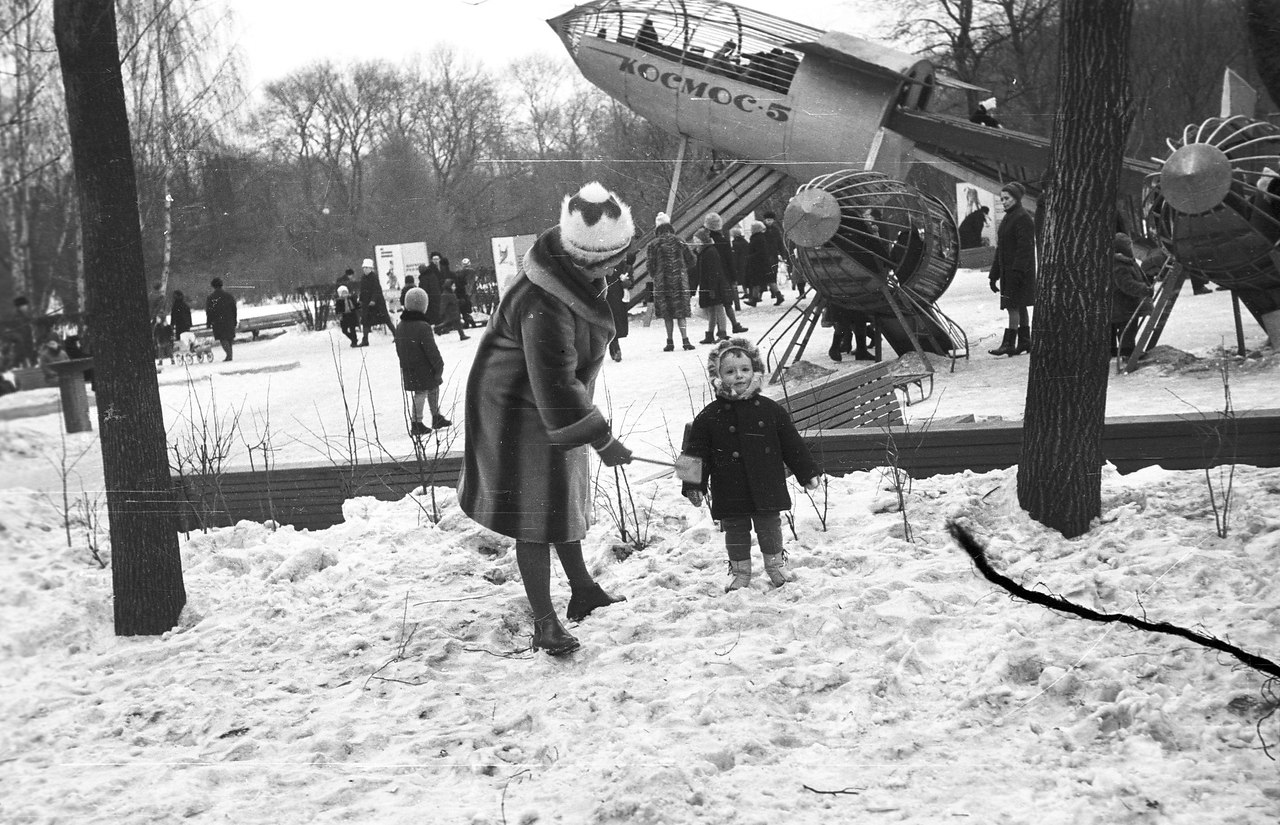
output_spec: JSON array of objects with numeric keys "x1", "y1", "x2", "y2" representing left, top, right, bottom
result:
[
  {"x1": 204, "y1": 277, "x2": 237, "y2": 362},
  {"x1": 358, "y1": 258, "x2": 394, "y2": 345},
  {"x1": 703, "y1": 212, "x2": 748, "y2": 332},
  {"x1": 456, "y1": 258, "x2": 477, "y2": 327},
  {"x1": 417, "y1": 257, "x2": 445, "y2": 325},
  {"x1": 987, "y1": 182, "x2": 1036, "y2": 356},
  {"x1": 458, "y1": 181, "x2": 635, "y2": 657}
]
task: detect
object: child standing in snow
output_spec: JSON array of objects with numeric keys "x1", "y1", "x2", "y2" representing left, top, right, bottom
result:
[{"x1": 681, "y1": 337, "x2": 822, "y2": 591}]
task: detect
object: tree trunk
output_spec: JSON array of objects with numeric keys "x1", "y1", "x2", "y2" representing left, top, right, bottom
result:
[
  {"x1": 54, "y1": 0, "x2": 186, "y2": 635},
  {"x1": 1016, "y1": 0, "x2": 1134, "y2": 538}
]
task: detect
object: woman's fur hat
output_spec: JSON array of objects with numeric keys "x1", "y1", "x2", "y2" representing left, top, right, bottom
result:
[
  {"x1": 559, "y1": 181, "x2": 635, "y2": 266},
  {"x1": 655, "y1": 211, "x2": 671, "y2": 227},
  {"x1": 337, "y1": 285, "x2": 350, "y2": 298},
  {"x1": 703, "y1": 212, "x2": 724, "y2": 231},
  {"x1": 403, "y1": 287, "x2": 428, "y2": 313}
]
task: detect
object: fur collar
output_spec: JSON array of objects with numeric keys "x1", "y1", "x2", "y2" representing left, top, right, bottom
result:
[
  {"x1": 400, "y1": 310, "x2": 430, "y2": 323},
  {"x1": 505, "y1": 228, "x2": 614, "y2": 331}
]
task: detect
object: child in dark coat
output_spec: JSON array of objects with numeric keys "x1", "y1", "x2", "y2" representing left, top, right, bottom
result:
[
  {"x1": 394, "y1": 287, "x2": 449, "y2": 436},
  {"x1": 432, "y1": 278, "x2": 470, "y2": 340},
  {"x1": 681, "y1": 337, "x2": 821, "y2": 591}
]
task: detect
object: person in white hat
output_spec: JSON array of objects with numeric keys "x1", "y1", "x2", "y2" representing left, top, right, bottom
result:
[
  {"x1": 458, "y1": 181, "x2": 635, "y2": 656},
  {"x1": 357, "y1": 258, "x2": 394, "y2": 345}
]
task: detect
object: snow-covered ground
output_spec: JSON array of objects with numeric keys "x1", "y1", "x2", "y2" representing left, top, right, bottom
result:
[{"x1": 1, "y1": 270, "x2": 1278, "y2": 823}]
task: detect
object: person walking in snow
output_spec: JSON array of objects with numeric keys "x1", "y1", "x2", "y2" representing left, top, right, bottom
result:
[
  {"x1": 458, "y1": 181, "x2": 635, "y2": 657},
  {"x1": 204, "y1": 277, "x2": 238, "y2": 362},
  {"x1": 394, "y1": 287, "x2": 449, "y2": 436},
  {"x1": 334, "y1": 284, "x2": 361, "y2": 347},
  {"x1": 680, "y1": 338, "x2": 822, "y2": 592}
]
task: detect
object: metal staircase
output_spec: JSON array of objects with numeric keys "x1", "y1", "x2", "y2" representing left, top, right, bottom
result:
[{"x1": 630, "y1": 161, "x2": 793, "y2": 294}]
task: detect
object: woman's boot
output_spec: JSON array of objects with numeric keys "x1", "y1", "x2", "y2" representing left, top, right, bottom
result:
[
  {"x1": 1014, "y1": 325, "x2": 1031, "y2": 355},
  {"x1": 566, "y1": 583, "x2": 627, "y2": 621},
  {"x1": 988, "y1": 328, "x2": 1017, "y2": 356},
  {"x1": 762, "y1": 552, "x2": 794, "y2": 586},
  {"x1": 531, "y1": 614, "x2": 580, "y2": 656}
]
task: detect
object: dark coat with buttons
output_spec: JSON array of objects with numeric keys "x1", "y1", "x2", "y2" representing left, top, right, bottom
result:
[{"x1": 683, "y1": 392, "x2": 820, "y2": 519}]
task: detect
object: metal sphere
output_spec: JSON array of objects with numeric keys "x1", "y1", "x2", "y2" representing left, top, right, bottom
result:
[{"x1": 787, "y1": 170, "x2": 958, "y2": 315}]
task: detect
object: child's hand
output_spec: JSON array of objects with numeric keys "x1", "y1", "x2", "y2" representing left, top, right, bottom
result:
[
  {"x1": 803, "y1": 476, "x2": 822, "y2": 491},
  {"x1": 684, "y1": 490, "x2": 704, "y2": 507}
]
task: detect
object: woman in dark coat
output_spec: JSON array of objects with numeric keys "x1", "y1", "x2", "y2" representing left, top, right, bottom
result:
[
  {"x1": 604, "y1": 252, "x2": 634, "y2": 361},
  {"x1": 358, "y1": 259, "x2": 394, "y2": 345},
  {"x1": 394, "y1": 287, "x2": 447, "y2": 435},
  {"x1": 691, "y1": 227, "x2": 730, "y2": 343},
  {"x1": 170, "y1": 291, "x2": 193, "y2": 336},
  {"x1": 458, "y1": 182, "x2": 635, "y2": 657},
  {"x1": 987, "y1": 182, "x2": 1036, "y2": 356},
  {"x1": 646, "y1": 213, "x2": 695, "y2": 351},
  {"x1": 744, "y1": 220, "x2": 773, "y2": 304}
]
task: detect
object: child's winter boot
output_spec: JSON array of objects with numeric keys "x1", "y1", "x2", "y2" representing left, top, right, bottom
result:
[
  {"x1": 763, "y1": 551, "x2": 794, "y2": 586},
  {"x1": 725, "y1": 558, "x2": 752, "y2": 592}
]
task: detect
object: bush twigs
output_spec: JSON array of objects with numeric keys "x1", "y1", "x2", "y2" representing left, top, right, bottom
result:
[{"x1": 945, "y1": 521, "x2": 1280, "y2": 680}]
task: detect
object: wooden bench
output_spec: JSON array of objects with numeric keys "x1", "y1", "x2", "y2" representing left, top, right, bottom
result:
[
  {"x1": 173, "y1": 409, "x2": 1280, "y2": 531},
  {"x1": 237, "y1": 310, "x2": 303, "y2": 340},
  {"x1": 773, "y1": 359, "x2": 918, "y2": 431}
]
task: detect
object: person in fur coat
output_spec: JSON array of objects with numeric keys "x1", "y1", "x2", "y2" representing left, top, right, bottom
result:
[
  {"x1": 394, "y1": 287, "x2": 448, "y2": 436},
  {"x1": 458, "y1": 182, "x2": 636, "y2": 657},
  {"x1": 681, "y1": 337, "x2": 822, "y2": 592},
  {"x1": 646, "y1": 213, "x2": 695, "y2": 351}
]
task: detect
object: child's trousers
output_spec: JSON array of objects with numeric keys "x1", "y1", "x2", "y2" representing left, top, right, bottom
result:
[{"x1": 720, "y1": 512, "x2": 783, "y2": 560}]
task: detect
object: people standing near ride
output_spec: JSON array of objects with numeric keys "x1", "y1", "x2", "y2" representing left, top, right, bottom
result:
[
  {"x1": 604, "y1": 252, "x2": 634, "y2": 361},
  {"x1": 456, "y1": 258, "x2": 477, "y2": 328},
  {"x1": 729, "y1": 225, "x2": 749, "y2": 310},
  {"x1": 761, "y1": 211, "x2": 789, "y2": 305},
  {"x1": 334, "y1": 285, "x2": 360, "y2": 347},
  {"x1": 987, "y1": 182, "x2": 1036, "y2": 356},
  {"x1": 433, "y1": 278, "x2": 471, "y2": 341},
  {"x1": 458, "y1": 181, "x2": 635, "y2": 657},
  {"x1": 418, "y1": 254, "x2": 447, "y2": 325},
  {"x1": 691, "y1": 227, "x2": 730, "y2": 344},
  {"x1": 704, "y1": 212, "x2": 748, "y2": 333},
  {"x1": 647, "y1": 212, "x2": 696, "y2": 352},
  {"x1": 170, "y1": 290, "x2": 192, "y2": 337},
  {"x1": 205, "y1": 277, "x2": 238, "y2": 362},
  {"x1": 681, "y1": 338, "x2": 821, "y2": 592},
  {"x1": 1110, "y1": 219, "x2": 1153, "y2": 358},
  {"x1": 744, "y1": 220, "x2": 774, "y2": 305},
  {"x1": 358, "y1": 258, "x2": 394, "y2": 346},
  {"x1": 394, "y1": 287, "x2": 448, "y2": 437}
]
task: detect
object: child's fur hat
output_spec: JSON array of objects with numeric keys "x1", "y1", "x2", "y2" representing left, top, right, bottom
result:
[
  {"x1": 559, "y1": 181, "x2": 635, "y2": 266},
  {"x1": 706, "y1": 336, "x2": 765, "y2": 381},
  {"x1": 403, "y1": 287, "x2": 428, "y2": 313}
]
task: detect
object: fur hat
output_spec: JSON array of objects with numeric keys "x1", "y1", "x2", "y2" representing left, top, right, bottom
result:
[
  {"x1": 691, "y1": 227, "x2": 713, "y2": 246},
  {"x1": 558, "y1": 181, "x2": 635, "y2": 266},
  {"x1": 707, "y1": 337, "x2": 766, "y2": 398},
  {"x1": 337, "y1": 285, "x2": 349, "y2": 298},
  {"x1": 403, "y1": 287, "x2": 428, "y2": 313},
  {"x1": 655, "y1": 212, "x2": 671, "y2": 228},
  {"x1": 1000, "y1": 182, "x2": 1025, "y2": 202},
  {"x1": 361, "y1": 258, "x2": 375, "y2": 269},
  {"x1": 461, "y1": 258, "x2": 471, "y2": 266},
  {"x1": 703, "y1": 212, "x2": 724, "y2": 231}
]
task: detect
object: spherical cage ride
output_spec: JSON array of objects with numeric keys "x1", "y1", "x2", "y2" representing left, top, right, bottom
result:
[{"x1": 783, "y1": 170, "x2": 959, "y2": 318}]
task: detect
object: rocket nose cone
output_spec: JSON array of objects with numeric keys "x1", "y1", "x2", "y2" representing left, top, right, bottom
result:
[
  {"x1": 785, "y1": 189, "x2": 841, "y2": 248},
  {"x1": 1160, "y1": 143, "x2": 1233, "y2": 215}
]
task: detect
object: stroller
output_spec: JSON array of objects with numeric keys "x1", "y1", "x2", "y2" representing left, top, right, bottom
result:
[{"x1": 176, "y1": 331, "x2": 215, "y2": 364}]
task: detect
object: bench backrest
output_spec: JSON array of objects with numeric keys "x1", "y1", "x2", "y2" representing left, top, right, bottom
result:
[{"x1": 776, "y1": 360, "x2": 904, "y2": 431}]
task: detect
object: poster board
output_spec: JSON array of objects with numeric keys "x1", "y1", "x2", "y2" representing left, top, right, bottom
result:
[
  {"x1": 491, "y1": 234, "x2": 538, "y2": 297},
  {"x1": 955, "y1": 183, "x2": 998, "y2": 248},
  {"x1": 374, "y1": 242, "x2": 430, "y2": 284}
]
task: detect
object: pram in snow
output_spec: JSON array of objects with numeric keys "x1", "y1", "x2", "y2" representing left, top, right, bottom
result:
[{"x1": 175, "y1": 331, "x2": 215, "y2": 365}]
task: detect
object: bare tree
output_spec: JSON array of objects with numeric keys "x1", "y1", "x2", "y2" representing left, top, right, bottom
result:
[
  {"x1": 1017, "y1": 0, "x2": 1134, "y2": 537},
  {"x1": 55, "y1": 0, "x2": 186, "y2": 635}
]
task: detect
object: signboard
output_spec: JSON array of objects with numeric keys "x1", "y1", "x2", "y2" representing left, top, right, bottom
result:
[
  {"x1": 374, "y1": 242, "x2": 430, "y2": 283},
  {"x1": 491, "y1": 234, "x2": 538, "y2": 297}
]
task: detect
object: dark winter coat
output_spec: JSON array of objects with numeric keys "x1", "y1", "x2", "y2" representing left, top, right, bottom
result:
[
  {"x1": 455, "y1": 266, "x2": 475, "y2": 314},
  {"x1": 205, "y1": 287, "x2": 237, "y2": 341},
  {"x1": 358, "y1": 271, "x2": 389, "y2": 325},
  {"x1": 458, "y1": 228, "x2": 615, "y2": 544},
  {"x1": 433, "y1": 292, "x2": 464, "y2": 334},
  {"x1": 692, "y1": 243, "x2": 730, "y2": 308},
  {"x1": 394, "y1": 310, "x2": 445, "y2": 391},
  {"x1": 171, "y1": 296, "x2": 193, "y2": 336},
  {"x1": 730, "y1": 235, "x2": 750, "y2": 284},
  {"x1": 763, "y1": 220, "x2": 789, "y2": 265},
  {"x1": 989, "y1": 202, "x2": 1036, "y2": 309},
  {"x1": 683, "y1": 393, "x2": 821, "y2": 520},
  {"x1": 1111, "y1": 232, "x2": 1152, "y2": 324},
  {"x1": 709, "y1": 229, "x2": 737, "y2": 286},
  {"x1": 605, "y1": 268, "x2": 631, "y2": 340},
  {"x1": 745, "y1": 233, "x2": 774, "y2": 289},
  {"x1": 958, "y1": 209, "x2": 987, "y2": 249},
  {"x1": 645, "y1": 227, "x2": 693, "y2": 320},
  {"x1": 417, "y1": 264, "x2": 445, "y2": 324}
]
